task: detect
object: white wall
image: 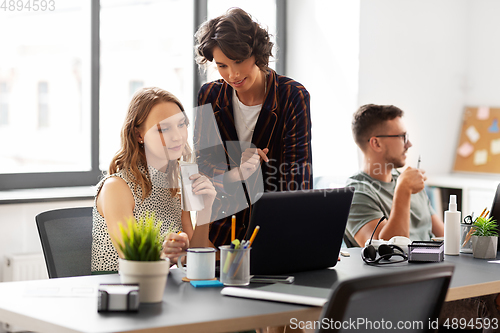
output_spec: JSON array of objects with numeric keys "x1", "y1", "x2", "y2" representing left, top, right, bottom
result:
[
  {"x1": 358, "y1": 0, "x2": 469, "y2": 175},
  {"x1": 287, "y1": 0, "x2": 360, "y2": 186},
  {"x1": 289, "y1": 0, "x2": 500, "y2": 178},
  {"x1": 0, "y1": 199, "x2": 93, "y2": 281},
  {"x1": 465, "y1": 0, "x2": 500, "y2": 105}
]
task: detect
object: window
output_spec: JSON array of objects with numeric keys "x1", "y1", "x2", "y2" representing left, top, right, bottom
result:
[
  {"x1": 129, "y1": 80, "x2": 144, "y2": 99},
  {"x1": 0, "y1": 1, "x2": 92, "y2": 182},
  {"x1": 0, "y1": 82, "x2": 8, "y2": 126},
  {"x1": 0, "y1": 0, "x2": 284, "y2": 190},
  {"x1": 99, "y1": 0, "x2": 194, "y2": 171},
  {"x1": 37, "y1": 82, "x2": 49, "y2": 128}
]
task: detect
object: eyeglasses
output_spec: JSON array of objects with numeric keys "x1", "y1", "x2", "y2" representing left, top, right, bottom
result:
[{"x1": 369, "y1": 133, "x2": 409, "y2": 145}]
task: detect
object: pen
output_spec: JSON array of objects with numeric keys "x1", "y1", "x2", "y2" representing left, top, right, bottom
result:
[
  {"x1": 247, "y1": 226, "x2": 260, "y2": 247},
  {"x1": 170, "y1": 230, "x2": 183, "y2": 242},
  {"x1": 462, "y1": 207, "x2": 489, "y2": 247},
  {"x1": 223, "y1": 239, "x2": 240, "y2": 274},
  {"x1": 417, "y1": 155, "x2": 421, "y2": 169},
  {"x1": 231, "y1": 215, "x2": 236, "y2": 242},
  {"x1": 479, "y1": 208, "x2": 487, "y2": 219},
  {"x1": 231, "y1": 227, "x2": 260, "y2": 277},
  {"x1": 228, "y1": 240, "x2": 247, "y2": 276}
]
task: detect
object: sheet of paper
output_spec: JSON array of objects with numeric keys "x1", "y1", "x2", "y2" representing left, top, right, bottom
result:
[
  {"x1": 489, "y1": 118, "x2": 499, "y2": 133},
  {"x1": 477, "y1": 106, "x2": 490, "y2": 120},
  {"x1": 473, "y1": 149, "x2": 488, "y2": 165},
  {"x1": 457, "y1": 142, "x2": 474, "y2": 158},
  {"x1": 24, "y1": 285, "x2": 97, "y2": 297},
  {"x1": 488, "y1": 260, "x2": 500, "y2": 264},
  {"x1": 491, "y1": 139, "x2": 500, "y2": 155},
  {"x1": 466, "y1": 126, "x2": 480, "y2": 143}
]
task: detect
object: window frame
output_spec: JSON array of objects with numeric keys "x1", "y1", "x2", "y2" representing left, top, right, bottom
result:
[{"x1": 0, "y1": 0, "x2": 285, "y2": 191}]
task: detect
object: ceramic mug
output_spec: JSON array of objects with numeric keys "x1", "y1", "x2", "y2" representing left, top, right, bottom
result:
[{"x1": 177, "y1": 247, "x2": 217, "y2": 280}]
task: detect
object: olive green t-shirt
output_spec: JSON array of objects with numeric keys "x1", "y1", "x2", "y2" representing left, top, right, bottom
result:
[{"x1": 346, "y1": 171, "x2": 436, "y2": 243}]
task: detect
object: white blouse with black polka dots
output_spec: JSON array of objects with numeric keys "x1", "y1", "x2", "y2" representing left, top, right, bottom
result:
[{"x1": 91, "y1": 165, "x2": 182, "y2": 272}]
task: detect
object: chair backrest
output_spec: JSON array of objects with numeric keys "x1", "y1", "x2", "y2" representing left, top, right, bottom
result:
[
  {"x1": 489, "y1": 183, "x2": 500, "y2": 250},
  {"x1": 35, "y1": 207, "x2": 93, "y2": 278},
  {"x1": 343, "y1": 230, "x2": 360, "y2": 248},
  {"x1": 316, "y1": 264, "x2": 454, "y2": 333}
]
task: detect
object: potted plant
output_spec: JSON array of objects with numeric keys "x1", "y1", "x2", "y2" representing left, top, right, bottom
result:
[
  {"x1": 114, "y1": 212, "x2": 170, "y2": 303},
  {"x1": 471, "y1": 216, "x2": 499, "y2": 259}
]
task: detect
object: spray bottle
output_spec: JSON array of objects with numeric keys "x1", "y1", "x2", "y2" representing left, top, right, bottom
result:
[{"x1": 444, "y1": 195, "x2": 461, "y2": 255}]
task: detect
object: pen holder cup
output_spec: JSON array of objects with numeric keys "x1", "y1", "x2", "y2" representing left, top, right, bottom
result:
[
  {"x1": 219, "y1": 245, "x2": 251, "y2": 286},
  {"x1": 460, "y1": 223, "x2": 473, "y2": 254}
]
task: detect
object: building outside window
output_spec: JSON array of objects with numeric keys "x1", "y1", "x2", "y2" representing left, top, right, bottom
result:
[
  {"x1": 0, "y1": 0, "x2": 283, "y2": 189},
  {"x1": 128, "y1": 80, "x2": 144, "y2": 99},
  {"x1": 0, "y1": 82, "x2": 8, "y2": 126},
  {"x1": 99, "y1": 0, "x2": 195, "y2": 171},
  {"x1": 0, "y1": 1, "x2": 91, "y2": 176},
  {"x1": 37, "y1": 81, "x2": 49, "y2": 129}
]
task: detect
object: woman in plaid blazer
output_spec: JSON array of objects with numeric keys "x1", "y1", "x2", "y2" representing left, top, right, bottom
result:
[{"x1": 194, "y1": 8, "x2": 313, "y2": 247}]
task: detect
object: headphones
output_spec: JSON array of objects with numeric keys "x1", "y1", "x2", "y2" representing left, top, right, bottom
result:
[{"x1": 361, "y1": 216, "x2": 408, "y2": 265}]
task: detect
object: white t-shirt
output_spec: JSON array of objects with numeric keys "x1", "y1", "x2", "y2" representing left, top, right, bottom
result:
[{"x1": 232, "y1": 89, "x2": 262, "y2": 151}]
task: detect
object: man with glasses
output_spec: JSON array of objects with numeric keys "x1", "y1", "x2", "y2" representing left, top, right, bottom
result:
[{"x1": 346, "y1": 104, "x2": 444, "y2": 247}]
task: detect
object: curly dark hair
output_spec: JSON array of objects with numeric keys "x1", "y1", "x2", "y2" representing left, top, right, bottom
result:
[
  {"x1": 195, "y1": 7, "x2": 273, "y2": 71},
  {"x1": 352, "y1": 104, "x2": 404, "y2": 150}
]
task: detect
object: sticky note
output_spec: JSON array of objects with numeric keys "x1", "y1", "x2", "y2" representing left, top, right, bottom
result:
[
  {"x1": 457, "y1": 142, "x2": 474, "y2": 158},
  {"x1": 488, "y1": 119, "x2": 499, "y2": 133},
  {"x1": 466, "y1": 126, "x2": 480, "y2": 143},
  {"x1": 473, "y1": 150, "x2": 488, "y2": 165},
  {"x1": 190, "y1": 280, "x2": 224, "y2": 288},
  {"x1": 491, "y1": 139, "x2": 500, "y2": 155},
  {"x1": 477, "y1": 106, "x2": 490, "y2": 120}
]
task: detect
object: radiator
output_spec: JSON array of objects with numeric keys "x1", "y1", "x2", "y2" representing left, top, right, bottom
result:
[{"x1": 2, "y1": 253, "x2": 48, "y2": 282}]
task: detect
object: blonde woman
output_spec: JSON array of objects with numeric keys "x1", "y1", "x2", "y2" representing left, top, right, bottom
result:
[{"x1": 91, "y1": 87, "x2": 215, "y2": 274}]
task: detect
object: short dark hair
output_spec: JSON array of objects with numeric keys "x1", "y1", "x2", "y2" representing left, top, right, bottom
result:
[
  {"x1": 194, "y1": 7, "x2": 273, "y2": 71},
  {"x1": 352, "y1": 104, "x2": 404, "y2": 150}
]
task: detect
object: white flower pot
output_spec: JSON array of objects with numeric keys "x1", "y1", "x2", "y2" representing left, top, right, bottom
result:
[
  {"x1": 471, "y1": 236, "x2": 498, "y2": 259},
  {"x1": 118, "y1": 258, "x2": 170, "y2": 303}
]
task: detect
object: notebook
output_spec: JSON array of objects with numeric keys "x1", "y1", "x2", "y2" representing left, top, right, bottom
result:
[
  {"x1": 246, "y1": 188, "x2": 354, "y2": 275},
  {"x1": 221, "y1": 284, "x2": 330, "y2": 306}
]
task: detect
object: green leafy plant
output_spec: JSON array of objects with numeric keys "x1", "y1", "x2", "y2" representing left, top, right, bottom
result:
[
  {"x1": 472, "y1": 216, "x2": 499, "y2": 237},
  {"x1": 115, "y1": 212, "x2": 169, "y2": 261}
]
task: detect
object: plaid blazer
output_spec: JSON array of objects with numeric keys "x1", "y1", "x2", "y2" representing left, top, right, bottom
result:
[{"x1": 194, "y1": 69, "x2": 313, "y2": 247}]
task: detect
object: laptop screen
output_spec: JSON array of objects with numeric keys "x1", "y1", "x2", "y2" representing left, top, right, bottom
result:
[
  {"x1": 247, "y1": 188, "x2": 354, "y2": 275},
  {"x1": 489, "y1": 183, "x2": 500, "y2": 250}
]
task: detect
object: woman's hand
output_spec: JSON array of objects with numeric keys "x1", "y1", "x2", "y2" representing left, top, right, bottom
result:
[
  {"x1": 190, "y1": 173, "x2": 216, "y2": 208},
  {"x1": 162, "y1": 232, "x2": 189, "y2": 265},
  {"x1": 239, "y1": 148, "x2": 269, "y2": 180}
]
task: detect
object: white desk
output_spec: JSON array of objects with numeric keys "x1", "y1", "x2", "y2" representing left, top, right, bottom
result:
[
  {"x1": 0, "y1": 249, "x2": 499, "y2": 333},
  {"x1": 0, "y1": 269, "x2": 322, "y2": 333}
]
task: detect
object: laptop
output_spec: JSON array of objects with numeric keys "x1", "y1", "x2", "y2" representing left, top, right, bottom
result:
[
  {"x1": 488, "y1": 183, "x2": 500, "y2": 251},
  {"x1": 247, "y1": 188, "x2": 354, "y2": 275}
]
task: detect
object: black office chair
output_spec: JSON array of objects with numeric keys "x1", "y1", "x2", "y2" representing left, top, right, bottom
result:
[
  {"x1": 316, "y1": 264, "x2": 454, "y2": 333},
  {"x1": 343, "y1": 230, "x2": 360, "y2": 248},
  {"x1": 35, "y1": 207, "x2": 93, "y2": 278}
]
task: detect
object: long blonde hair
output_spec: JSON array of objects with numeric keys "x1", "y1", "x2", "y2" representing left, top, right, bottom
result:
[{"x1": 109, "y1": 87, "x2": 192, "y2": 199}]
